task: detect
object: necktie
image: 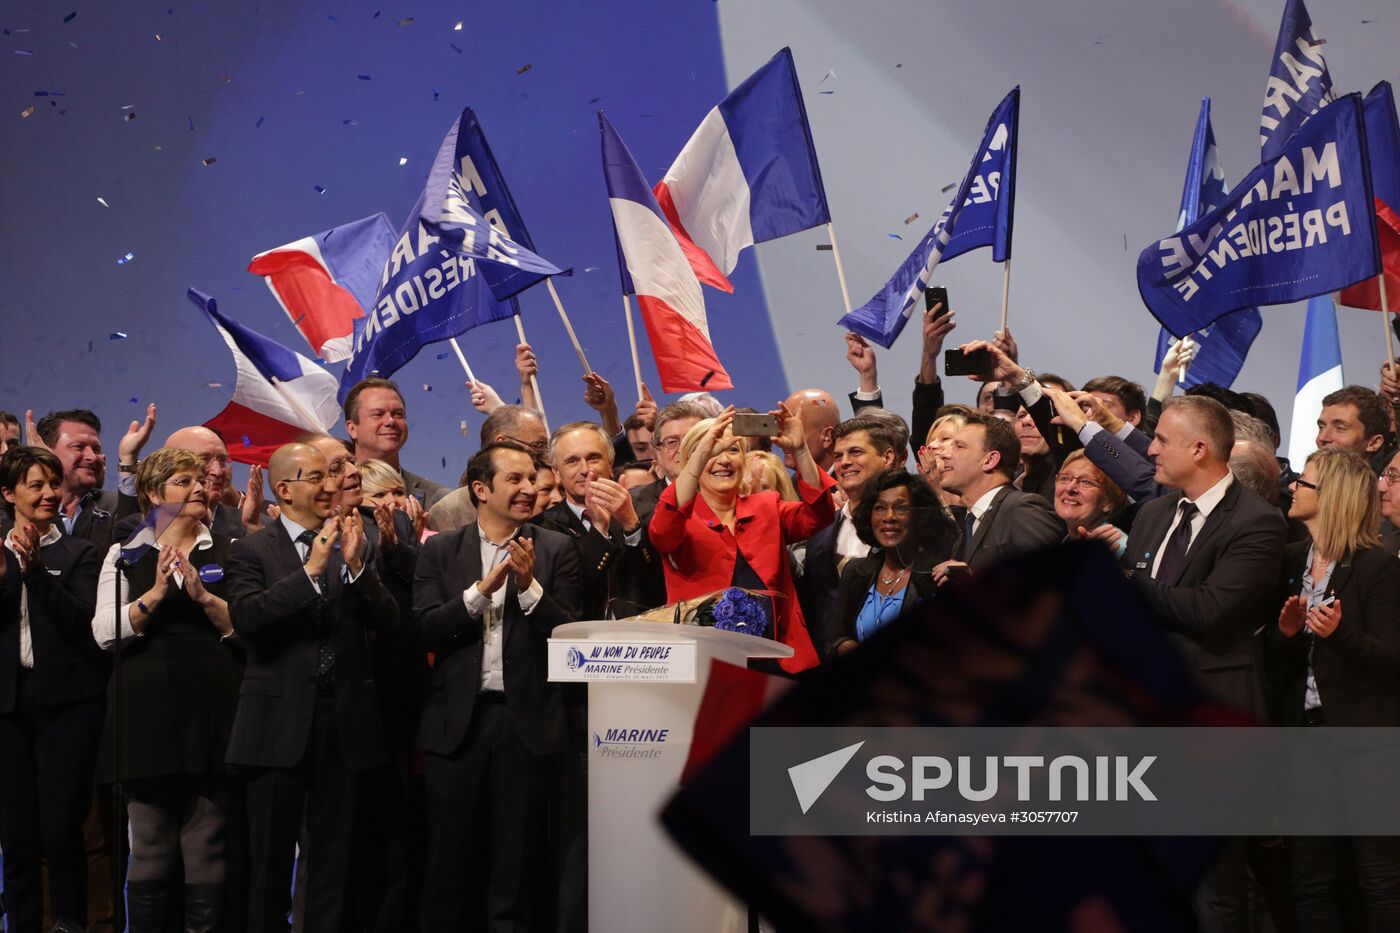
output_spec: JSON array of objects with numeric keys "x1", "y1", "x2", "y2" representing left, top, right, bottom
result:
[
  {"x1": 963, "y1": 510, "x2": 977, "y2": 548},
  {"x1": 297, "y1": 530, "x2": 336, "y2": 684},
  {"x1": 1153, "y1": 501, "x2": 1199, "y2": 583}
]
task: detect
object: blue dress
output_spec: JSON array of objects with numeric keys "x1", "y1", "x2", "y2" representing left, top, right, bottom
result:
[{"x1": 855, "y1": 585, "x2": 906, "y2": 642}]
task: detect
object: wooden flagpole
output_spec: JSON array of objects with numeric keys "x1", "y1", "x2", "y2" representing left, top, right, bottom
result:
[
  {"x1": 512, "y1": 315, "x2": 549, "y2": 430},
  {"x1": 621, "y1": 294, "x2": 644, "y2": 402},
  {"x1": 826, "y1": 221, "x2": 854, "y2": 314},
  {"x1": 545, "y1": 277, "x2": 592, "y2": 374}
]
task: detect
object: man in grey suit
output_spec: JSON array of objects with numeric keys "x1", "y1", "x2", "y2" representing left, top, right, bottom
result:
[
  {"x1": 1122, "y1": 395, "x2": 1286, "y2": 933},
  {"x1": 936, "y1": 411, "x2": 1063, "y2": 581}
]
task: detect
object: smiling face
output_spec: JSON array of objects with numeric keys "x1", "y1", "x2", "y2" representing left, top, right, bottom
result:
[
  {"x1": 941, "y1": 424, "x2": 996, "y2": 497},
  {"x1": 870, "y1": 484, "x2": 915, "y2": 550},
  {"x1": 832, "y1": 430, "x2": 896, "y2": 498},
  {"x1": 473, "y1": 448, "x2": 538, "y2": 523},
  {"x1": 148, "y1": 467, "x2": 209, "y2": 523},
  {"x1": 1014, "y1": 408, "x2": 1049, "y2": 458},
  {"x1": 655, "y1": 416, "x2": 701, "y2": 482},
  {"x1": 4, "y1": 464, "x2": 63, "y2": 527},
  {"x1": 1147, "y1": 408, "x2": 1203, "y2": 489},
  {"x1": 52, "y1": 419, "x2": 103, "y2": 495},
  {"x1": 307, "y1": 436, "x2": 362, "y2": 510},
  {"x1": 1054, "y1": 458, "x2": 1110, "y2": 530},
  {"x1": 348, "y1": 387, "x2": 408, "y2": 459},
  {"x1": 1316, "y1": 402, "x2": 1383, "y2": 457},
  {"x1": 698, "y1": 431, "x2": 746, "y2": 498},
  {"x1": 1287, "y1": 459, "x2": 1320, "y2": 523},
  {"x1": 552, "y1": 428, "x2": 612, "y2": 506},
  {"x1": 273, "y1": 447, "x2": 336, "y2": 526}
]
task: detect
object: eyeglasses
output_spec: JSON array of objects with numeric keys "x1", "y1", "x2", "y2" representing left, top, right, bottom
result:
[
  {"x1": 657, "y1": 437, "x2": 684, "y2": 452},
  {"x1": 1381, "y1": 469, "x2": 1400, "y2": 486},
  {"x1": 284, "y1": 472, "x2": 329, "y2": 485},
  {"x1": 1054, "y1": 473, "x2": 1104, "y2": 491},
  {"x1": 504, "y1": 435, "x2": 549, "y2": 452},
  {"x1": 1292, "y1": 477, "x2": 1319, "y2": 491},
  {"x1": 871, "y1": 503, "x2": 913, "y2": 517},
  {"x1": 162, "y1": 476, "x2": 200, "y2": 489}
]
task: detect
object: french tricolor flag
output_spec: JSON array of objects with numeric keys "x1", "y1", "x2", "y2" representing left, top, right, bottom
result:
[
  {"x1": 189, "y1": 289, "x2": 342, "y2": 467},
  {"x1": 1287, "y1": 296, "x2": 1344, "y2": 470},
  {"x1": 247, "y1": 213, "x2": 396, "y2": 363},
  {"x1": 602, "y1": 114, "x2": 732, "y2": 393},
  {"x1": 653, "y1": 47, "x2": 830, "y2": 291}
]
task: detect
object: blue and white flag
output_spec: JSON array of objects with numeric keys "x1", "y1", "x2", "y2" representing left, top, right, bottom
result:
[
  {"x1": 1287, "y1": 296, "x2": 1344, "y2": 468},
  {"x1": 118, "y1": 507, "x2": 161, "y2": 564},
  {"x1": 839, "y1": 87, "x2": 1018, "y2": 349},
  {"x1": 339, "y1": 108, "x2": 562, "y2": 402},
  {"x1": 1260, "y1": 0, "x2": 1334, "y2": 161},
  {"x1": 1153, "y1": 99, "x2": 1262, "y2": 388},
  {"x1": 1138, "y1": 93, "x2": 1379, "y2": 339}
]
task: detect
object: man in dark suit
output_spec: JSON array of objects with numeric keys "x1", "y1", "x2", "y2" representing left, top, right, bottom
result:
[
  {"x1": 343, "y1": 377, "x2": 450, "y2": 509},
  {"x1": 936, "y1": 411, "x2": 1063, "y2": 580},
  {"x1": 414, "y1": 441, "x2": 580, "y2": 932},
  {"x1": 31, "y1": 409, "x2": 120, "y2": 555},
  {"x1": 225, "y1": 442, "x2": 398, "y2": 933},
  {"x1": 1123, "y1": 396, "x2": 1286, "y2": 932}
]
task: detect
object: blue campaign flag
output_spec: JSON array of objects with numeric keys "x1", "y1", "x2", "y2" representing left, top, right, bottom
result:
[
  {"x1": 1153, "y1": 99, "x2": 1262, "y2": 388},
  {"x1": 339, "y1": 111, "x2": 562, "y2": 401},
  {"x1": 1138, "y1": 93, "x2": 1380, "y2": 339},
  {"x1": 838, "y1": 87, "x2": 1018, "y2": 349},
  {"x1": 1260, "y1": 0, "x2": 1334, "y2": 161}
]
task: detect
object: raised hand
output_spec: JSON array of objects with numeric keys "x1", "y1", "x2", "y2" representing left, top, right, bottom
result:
[
  {"x1": 1278, "y1": 595, "x2": 1307, "y2": 637},
  {"x1": 373, "y1": 501, "x2": 398, "y2": 553},
  {"x1": 304, "y1": 518, "x2": 340, "y2": 579},
  {"x1": 634, "y1": 383, "x2": 657, "y2": 431},
  {"x1": 478, "y1": 551, "x2": 513, "y2": 596},
  {"x1": 119, "y1": 403, "x2": 158, "y2": 467},
  {"x1": 1069, "y1": 390, "x2": 1124, "y2": 434},
  {"x1": 919, "y1": 302, "x2": 957, "y2": 383},
  {"x1": 1043, "y1": 385, "x2": 1088, "y2": 433},
  {"x1": 241, "y1": 465, "x2": 265, "y2": 534},
  {"x1": 23, "y1": 410, "x2": 49, "y2": 450},
  {"x1": 8, "y1": 523, "x2": 42, "y2": 573},
  {"x1": 844, "y1": 332, "x2": 878, "y2": 394},
  {"x1": 587, "y1": 476, "x2": 640, "y2": 533},
  {"x1": 506, "y1": 537, "x2": 535, "y2": 591},
  {"x1": 992, "y1": 326, "x2": 1019, "y2": 363},
  {"x1": 583, "y1": 372, "x2": 622, "y2": 434},
  {"x1": 770, "y1": 401, "x2": 805, "y2": 453},
  {"x1": 515, "y1": 343, "x2": 539, "y2": 382},
  {"x1": 340, "y1": 510, "x2": 366, "y2": 576},
  {"x1": 582, "y1": 470, "x2": 613, "y2": 533},
  {"x1": 402, "y1": 494, "x2": 427, "y2": 539},
  {"x1": 469, "y1": 380, "x2": 504, "y2": 415},
  {"x1": 176, "y1": 547, "x2": 208, "y2": 603},
  {"x1": 957, "y1": 339, "x2": 1020, "y2": 384}
]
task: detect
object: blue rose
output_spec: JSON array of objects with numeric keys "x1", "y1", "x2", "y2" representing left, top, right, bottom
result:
[{"x1": 712, "y1": 599, "x2": 737, "y2": 622}]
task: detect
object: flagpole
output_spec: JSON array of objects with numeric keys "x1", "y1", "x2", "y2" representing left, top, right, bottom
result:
[
  {"x1": 1381, "y1": 275, "x2": 1397, "y2": 373},
  {"x1": 999, "y1": 258, "x2": 1012, "y2": 333},
  {"x1": 621, "y1": 294, "x2": 644, "y2": 402},
  {"x1": 268, "y1": 378, "x2": 323, "y2": 431},
  {"x1": 447, "y1": 337, "x2": 478, "y2": 384},
  {"x1": 512, "y1": 315, "x2": 549, "y2": 428},
  {"x1": 544, "y1": 277, "x2": 593, "y2": 374},
  {"x1": 826, "y1": 222, "x2": 853, "y2": 314}
]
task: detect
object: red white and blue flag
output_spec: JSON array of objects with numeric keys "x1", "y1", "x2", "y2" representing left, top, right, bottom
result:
[
  {"x1": 602, "y1": 113, "x2": 733, "y2": 393},
  {"x1": 247, "y1": 213, "x2": 396, "y2": 363},
  {"x1": 190, "y1": 289, "x2": 341, "y2": 466},
  {"x1": 654, "y1": 47, "x2": 830, "y2": 292}
]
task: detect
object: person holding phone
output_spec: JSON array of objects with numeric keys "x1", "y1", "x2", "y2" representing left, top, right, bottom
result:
[
  {"x1": 1268, "y1": 446, "x2": 1400, "y2": 927},
  {"x1": 648, "y1": 404, "x2": 836, "y2": 673}
]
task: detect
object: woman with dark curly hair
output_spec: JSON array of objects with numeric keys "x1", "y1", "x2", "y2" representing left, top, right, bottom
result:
[{"x1": 827, "y1": 469, "x2": 958, "y2": 657}]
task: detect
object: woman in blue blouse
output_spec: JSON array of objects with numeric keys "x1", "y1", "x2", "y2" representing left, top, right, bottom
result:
[{"x1": 828, "y1": 469, "x2": 957, "y2": 657}]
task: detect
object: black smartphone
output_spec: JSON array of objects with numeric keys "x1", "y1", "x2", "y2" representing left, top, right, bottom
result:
[
  {"x1": 944, "y1": 347, "x2": 992, "y2": 377},
  {"x1": 944, "y1": 564, "x2": 970, "y2": 579},
  {"x1": 924, "y1": 285, "x2": 949, "y2": 318}
]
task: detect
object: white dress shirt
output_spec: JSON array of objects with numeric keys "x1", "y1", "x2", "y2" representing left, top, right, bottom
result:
[
  {"x1": 834, "y1": 503, "x2": 871, "y2": 563},
  {"x1": 5, "y1": 524, "x2": 63, "y2": 668},
  {"x1": 1150, "y1": 472, "x2": 1233, "y2": 579},
  {"x1": 462, "y1": 528, "x2": 544, "y2": 692},
  {"x1": 92, "y1": 525, "x2": 215, "y2": 651},
  {"x1": 966, "y1": 485, "x2": 1007, "y2": 539}
]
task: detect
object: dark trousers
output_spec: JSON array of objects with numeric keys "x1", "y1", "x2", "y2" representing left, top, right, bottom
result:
[
  {"x1": 0, "y1": 669, "x2": 102, "y2": 933},
  {"x1": 244, "y1": 696, "x2": 356, "y2": 933},
  {"x1": 1288, "y1": 732, "x2": 1400, "y2": 930},
  {"x1": 422, "y1": 696, "x2": 548, "y2": 933}
]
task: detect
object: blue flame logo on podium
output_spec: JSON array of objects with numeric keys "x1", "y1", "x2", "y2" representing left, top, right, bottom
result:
[
  {"x1": 338, "y1": 107, "x2": 562, "y2": 401},
  {"x1": 839, "y1": 88, "x2": 1018, "y2": 349}
]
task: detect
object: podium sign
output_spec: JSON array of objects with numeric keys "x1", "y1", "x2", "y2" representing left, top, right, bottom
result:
[{"x1": 549, "y1": 620, "x2": 791, "y2": 933}]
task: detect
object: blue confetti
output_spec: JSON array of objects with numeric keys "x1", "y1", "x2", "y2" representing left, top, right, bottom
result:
[
  {"x1": 116, "y1": 252, "x2": 134, "y2": 265},
  {"x1": 372, "y1": 10, "x2": 381, "y2": 18},
  {"x1": 64, "y1": 11, "x2": 77, "y2": 22},
  {"x1": 887, "y1": 233, "x2": 902, "y2": 240},
  {"x1": 15, "y1": 50, "x2": 34, "y2": 56},
  {"x1": 241, "y1": 435, "x2": 251, "y2": 448},
  {"x1": 357, "y1": 73, "x2": 371, "y2": 80},
  {"x1": 255, "y1": 115, "x2": 264, "y2": 127},
  {"x1": 435, "y1": 352, "x2": 451, "y2": 360},
  {"x1": 313, "y1": 185, "x2": 326, "y2": 194},
  {"x1": 432, "y1": 87, "x2": 439, "y2": 101},
  {"x1": 819, "y1": 90, "x2": 835, "y2": 95},
  {"x1": 110, "y1": 331, "x2": 129, "y2": 339},
  {"x1": 450, "y1": 43, "x2": 462, "y2": 53},
  {"x1": 129, "y1": 397, "x2": 139, "y2": 403},
  {"x1": 341, "y1": 118, "x2": 357, "y2": 125},
  {"x1": 327, "y1": 13, "x2": 337, "y2": 21},
  {"x1": 187, "y1": 116, "x2": 194, "y2": 131}
]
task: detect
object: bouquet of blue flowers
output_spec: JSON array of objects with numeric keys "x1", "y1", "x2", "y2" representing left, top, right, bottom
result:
[{"x1": 693, "y1": 587, "x2": 770, "y2": 638}]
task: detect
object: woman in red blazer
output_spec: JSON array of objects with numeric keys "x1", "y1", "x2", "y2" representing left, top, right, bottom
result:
[{"x1": 648, "y1": 405, "x2": 835, "y2": 673}]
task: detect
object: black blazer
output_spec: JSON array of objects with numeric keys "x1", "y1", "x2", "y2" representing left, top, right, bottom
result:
[
  {"x1": 953, "y1": 485, "x2": 1064, "y2": 569},
  {"x1": 828, "y1": 553, "x2": 940, "y2": 657},
  {"x1": 531, "y1": 501, "x2": 625, "y2": 620},
  {"x1": 800, "y1": 512, "x2": 849, "y2": 655},
  {"x1": 0, "y1": 533, "x2": 103, "y2": 712},
  {"x1": 1266, "y1": 542, "x2": 1400, "y2": 726},
  {"x1": 1124, "y1": 479, "x2": 1286, "y2": 715},
  {"x1": 413, "y1": 521, "x2": 580, "y2": 757},
  {"x1": 224, "y1": 520, "x2": 399, "y2": 771},
  {"x1": 61, "y1": 493, "x2": 118, "y2": 557}
]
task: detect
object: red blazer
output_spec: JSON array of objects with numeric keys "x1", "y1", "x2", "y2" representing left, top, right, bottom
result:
[{"x1": 648, "y1": 473, "x2": 836, "y2": 672}]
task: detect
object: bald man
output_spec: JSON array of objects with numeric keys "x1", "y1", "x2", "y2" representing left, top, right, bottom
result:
[
  {"x1": 115, "y1": 422, "x2": 248, "y2": 538},
  {"x1": 783, "y1": 389, "x2": 842, "y2": 473},
  {"x1": 226, "y1": 442, "x2": 398, "y2": 933}
]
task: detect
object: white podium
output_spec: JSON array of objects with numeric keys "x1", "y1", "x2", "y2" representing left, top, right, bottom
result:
[{"x1": 548, "y1": 620, "x2": 792, "y2": 933}]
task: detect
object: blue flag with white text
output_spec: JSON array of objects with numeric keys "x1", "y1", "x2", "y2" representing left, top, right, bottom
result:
[
  {"x1": 339, "y1": 110, "x2": 562, "y2": 402},
  {"x1": 1154, "y1": 99, "x2": 1262, "y2": 388},
  {"x1": 1260, "y1": 0, "x2": 1334, "y2": 161},
  {"x1": 1138, "y1": 93, "x2": 1379, "y2": 339},
  {"x1": 838, "y1": 88, "x2": 1018, "y2": 349}
]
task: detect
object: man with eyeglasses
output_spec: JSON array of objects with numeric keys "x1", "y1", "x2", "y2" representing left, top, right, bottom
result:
[
  {"x1": 1377, "y1": 453, "x2": 1400, "y2": 556},
  {"x1": 225, "y1": 442, "x2": 398, "y2": 933}
]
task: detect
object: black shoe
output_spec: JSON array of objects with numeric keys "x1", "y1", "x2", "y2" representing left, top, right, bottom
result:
[
  {"x1": 125, "y1": 880, "x2": 170, "y2": 933},
  {"x1": 183, "y1": 883, "x2": 224, "y2": 933}
]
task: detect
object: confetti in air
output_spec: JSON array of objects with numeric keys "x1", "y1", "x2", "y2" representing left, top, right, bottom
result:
[
  {"x1": 398, "y1": 157, "x2": 407, "y2": 165},
  {"x1": 97, "y1": 197, "x2": 110, "y2": 207},
  {"x1": 516, "y1": 63, "x2": 532, "y2": 74},
  {"x1": 904, "y1": 213, "x2": 919, "y2": 225},
  {"x1": 110, "y1": 331, "x2": 129, "y2": 339},
  {"x1": 202, "y1": 157, "x2": 216, "y2": 166},
  {"x1": 116, "y1": 253, "x2": 134, "y2": 265}
]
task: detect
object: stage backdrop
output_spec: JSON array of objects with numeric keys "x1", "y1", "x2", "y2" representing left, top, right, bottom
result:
[{"x1": 3, "y1": 0, "x2": 1398, "y2": 485}]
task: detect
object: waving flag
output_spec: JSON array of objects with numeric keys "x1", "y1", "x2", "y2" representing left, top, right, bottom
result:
[
  {"x1": 1138, "y1": 93, "x2": 1379, "y2": 338},
  {"x1": 190, "y1": 289, "x2": 341, "y2": 467},
  {"x1": 839, "y1": 88, "x2": 1018, "y2": 349},
  {"x1": 248, "y1": 213, "x2": 396, "y2": 363},
  {"x1": 602, "y1": 113, "x2": 732, "y2": 392},
  {"x1": 654, "y1": 47, "x2": 830, "y2": 291},
  {"x1": 1154, "y1": 99, "x2": 1262, "y2": 389},
  {"x1": 1288, "y1": 296, "x2": 1344, "y2": 468},
  {"x1": 1339, "y1": 82, "x2": 1400, "y2": 312},
  {"x1": 339, "y1": 108, "x2": 562, "y2": 402},
  {"x1": 1260, "y1": 0, "x2": 1334, "y2": 160}
]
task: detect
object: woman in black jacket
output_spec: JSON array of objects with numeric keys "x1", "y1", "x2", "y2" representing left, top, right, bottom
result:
[
  {"x1": 0, "y1": 446, "x2": 103, "y2": 933},
  {"x1": 1269, "y1": 446, "x2": 1400, "y2": 928},
  {"x1": 828, "y1": 469, "x2": 957, "y2": 658},
  {"x1": 92, "y1": 447, "x2": 242, "y2": 932}
]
